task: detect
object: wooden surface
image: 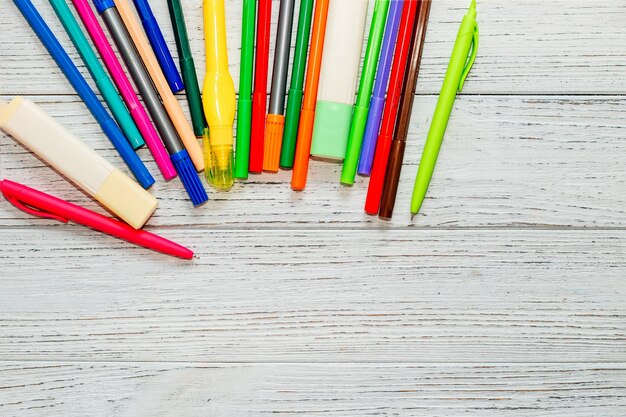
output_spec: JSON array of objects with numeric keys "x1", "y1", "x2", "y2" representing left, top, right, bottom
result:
[{"x1": 0, "y1": 0, "x2": 625, "y2": 415}]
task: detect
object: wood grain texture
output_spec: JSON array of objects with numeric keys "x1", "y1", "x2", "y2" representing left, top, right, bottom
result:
[
  {"x1": 1, "y1": 0, "x2": 625, "y2": 414},
  {"x1": 1, "y1": 0, "x2": 626, "y2": 95},
  {"x1": 1, "y1": 229, "x2": 624, "y2": 362},
  {"x1": 1, "y1": 95, "x2": 624, "y2": 228},
  {"x1": 1, "y1": 362, "x2": 626, "y2": 417}
]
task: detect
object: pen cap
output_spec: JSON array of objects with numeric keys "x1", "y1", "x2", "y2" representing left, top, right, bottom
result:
[
  {"x1": 171, "y1": 149, "x2": 208, "y2": 206},
  {"x1": 0, "y1": 97, "x2": 157, "y2": 229},
  {"x1": 310, "y1": 100, "x2": 353, "y2": 160},
  {"x1": 93, "y1": 0, "x2": 115, "y2": 13}
]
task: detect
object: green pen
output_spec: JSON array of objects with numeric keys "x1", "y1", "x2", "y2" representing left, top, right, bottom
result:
[
  {"x1": 234, "y1": 0, "x2": 256, "y2": 179},
  {"x1": 279, "y1": 0, "x2": 314, "y2": 169},
  {"x1": 167, "y1": 0, "x2": 206, "y2": 138},
  {"x1": 411, "y1": 0, "x2": 479, "y2": 218},
  {"x1": 340, "y1": 0, "x2": 390, "y2": 185},
  {"x1": 49, "y1": 0, "x2": 145, "y2": 150}
]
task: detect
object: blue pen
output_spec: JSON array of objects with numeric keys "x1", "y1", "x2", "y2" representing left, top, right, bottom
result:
[
  {"x1": 132, "y1": 0, "x2": 184, "y2": 93},
  {"x1": 357, "y1": 0, "x2": 404, "y2": 176},
  {"x1": 13, "y1": 0, "x2": 154, "y2": 189}
]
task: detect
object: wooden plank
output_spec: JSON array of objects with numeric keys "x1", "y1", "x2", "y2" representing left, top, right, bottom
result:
[
  {"x1": 1, "y1": 362, "x2": 625, "y2": 416},
  {"x1": 0, "y1": 229, "x2": 624, "y2": 363},
  {"x1": 1, "y1": 95, "x2": 624, "y2": 228},
  {"x1": 1, "y1": 0, "x2": 625, "y2": 95}
]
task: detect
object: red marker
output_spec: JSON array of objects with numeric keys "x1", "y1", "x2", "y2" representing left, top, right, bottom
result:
[
  {"x1": 249, "y1": 0, "x2": 272, "y2": 174},
  {"x1": 1, "y1": 179, "x2": 193, "y2": 259},
  {"x1": 364, "y1": 0, "x2": 419, "y2": 215}
]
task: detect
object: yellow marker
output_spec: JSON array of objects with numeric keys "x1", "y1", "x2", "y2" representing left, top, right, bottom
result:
[{"x1": 202, "y1": 0, "x2": 236, "y2": 191}]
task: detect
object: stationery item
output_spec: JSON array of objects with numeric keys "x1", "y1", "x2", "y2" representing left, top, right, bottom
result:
[
  {"x1": 13, "y1": 0, "x2": 154, "y2": 189},
  {"x1": 234, "y1": 0, "x2": 256, "y2": 180},
  {"x1": 262, "y1": 0, "x2": 296, "y2": 172},
  {"x1": 202, "y1": 0, "x2": 236, "y2": 191},
  {"x1": 113, "y1": 0, "x2": 204, "y2": 172},
  {"x1": 133, "y1": 0, "x2": 184, "y2": 93},
  {"x1": 364, "y1": 0, "x2": 418, "y2": 215},
  {"x1": 380, "y1": 0, "x2": 431, "y2": 220},
  {"x1": 71, "y1": 0, "x2": 176, "y2": 181},
  {"x1": 411, "y1": 0, "x2": 478, "y2": 218},
  {"x1": 358, "y1": 0, "x2": 404, "y2": 176},
  {"x1": 168, "y1": 0, "x2": 206, "y2": 137},
  {"x1": 291, "y1": 0, "x2": 330, "y2": 190},
  {"x1": 279, "y1": 0, "x2": 314, "y2": 169},
  {"x1": 249, "y1": 0, "x2": 272, "y2": 174},
  {"x1": 0, "y1": 97, "x2": 157, "y2": 229},
  {"x1": 50, "y1": 0, "x2": 145, "y2": 151},
  {"x1": 310, "y1": 0, "x2": 369, "y2": 161},
  {"x1": 94, "y1": 0, "x2": 207, "y2": 206},
  {"x1": 1, "y1": 180, "x2": 192, "y2": 259},
  {"x1": 341, "y1": 0, "x2": 390, "y2": 185}
]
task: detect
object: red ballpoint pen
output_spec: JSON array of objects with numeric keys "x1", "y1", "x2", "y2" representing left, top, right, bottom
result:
[
  {"x1": 364, "y1": 0, "x2": 419, "y2": 215},
  {"x1": 1, "y1": 179, "x2": 193, "y2": 259},
  {"x1": 249, "y1": 0, "x2": 272, "y2": 174}
]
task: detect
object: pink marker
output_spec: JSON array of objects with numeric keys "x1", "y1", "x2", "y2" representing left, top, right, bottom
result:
[{"x1": 71, "y1": 0, "x2": 176, "y2": 181}]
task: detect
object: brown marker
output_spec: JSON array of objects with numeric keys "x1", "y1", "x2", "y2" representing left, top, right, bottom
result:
[{"x1": 379, "y1": 0, "x2": 432, "y2": 220}]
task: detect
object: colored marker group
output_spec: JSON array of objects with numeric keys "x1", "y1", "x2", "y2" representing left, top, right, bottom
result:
[{"x1": 2, "y1": 0, "x2": 479, "y2": 258}]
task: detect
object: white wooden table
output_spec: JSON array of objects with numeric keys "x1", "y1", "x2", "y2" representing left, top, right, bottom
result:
[{"x1": 1, "y1": 0, "x2": 625, "y2": 415}]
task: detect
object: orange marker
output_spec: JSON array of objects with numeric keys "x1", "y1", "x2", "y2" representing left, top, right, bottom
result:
[{"x1": 291, "y1": 0, "x2": 329, "y2": 191}]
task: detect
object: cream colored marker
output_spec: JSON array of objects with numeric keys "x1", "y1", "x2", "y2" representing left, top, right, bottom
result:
[
  {"x1": 114, "y1": 0, "x2": 204, "y2": 172},
  {"x1": 0, "y1": 97, "x2": 157, "y2": 229}
]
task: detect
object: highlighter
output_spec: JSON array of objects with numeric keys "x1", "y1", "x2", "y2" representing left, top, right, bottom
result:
[
  {"x1": 310, "y1": 0, "x2": 369, "y2": 161},
  {"x1": 113, "y1": 0, "x2": 204, "y2": 172},
  {"x1": 0, "y1": 97, "x2": 157, "y2": 230},
  {"x1": 202, "y1": 0, "x2": 236, "y2": 191},
  {"x1": 133, "y1": 0, "x2": 184, "y2": 93}
]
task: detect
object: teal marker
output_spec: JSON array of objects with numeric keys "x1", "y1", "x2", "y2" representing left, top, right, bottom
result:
[{"x1": 49, "y1": 0, "x2": 145, "y2": 150}]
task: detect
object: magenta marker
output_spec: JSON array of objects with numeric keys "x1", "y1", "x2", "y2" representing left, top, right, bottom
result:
[
  {"x1": 71, "y1": 0, "x2": 176, "y2": 181},
  {"x1": 358, "y1": 0, "x2": 404, "y2": 176}
]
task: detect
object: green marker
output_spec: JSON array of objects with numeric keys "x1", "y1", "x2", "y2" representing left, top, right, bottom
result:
[
  {"x1": 167, "y1": 0, "x2": 206, "y2": 137},
  {"x1": 234, "y1": 0, "x2": 256, "y2": 179},
  {"x1": 279, "y1": 0, "x2": 314, "y2": 169},
  {"x1": 49, "y1": 0, "x2": 145, "y2": 150},
  {"x1": 340, "y1": 0, "x2": 390, "y2": 185},
  {"x1": 411, "y1": 0, "x2": 479, "y2": 218}
]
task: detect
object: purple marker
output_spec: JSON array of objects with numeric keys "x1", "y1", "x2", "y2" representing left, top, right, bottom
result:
[{"x1": 358, "y1": 0, "x2": 404, "y2": 176}]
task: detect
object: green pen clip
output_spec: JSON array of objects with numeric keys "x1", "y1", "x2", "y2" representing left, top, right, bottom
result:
[{"x1": 458, "y1": 20, "x2": 479, "y2": 92}]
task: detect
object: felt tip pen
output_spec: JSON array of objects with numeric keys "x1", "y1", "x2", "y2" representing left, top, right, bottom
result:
[
  {"x1": 13, "y1": 0, "x2": 154, "y2": 189},
  {"x1": 93, "y1": 0, "x2": 207, "y2": 206},
  {"x1": 133, "y1": 0, "x2": 184, "y2": 93},
  {"x1": 279, "y1": 0, "x2": 314, "y2": 169},
  {"x1": 0, "y1": 98, "x2": 158, "y2": 229},
  {"x1": 49, "y1": 0, "x2": 145, "y2": 151},
  {"x1": 249, "y1": 0, "x2": 272, "y2": 174},
  {"x1": 341, "y1": 0, "x2": 390, "y2": 185},
  {"x1": 411, "y1": 0, "x2": 478, "y2": 218},
  {"x1": 168, "y1": 0, "x2": 207, "y2": 137},
  {"x1": 1, "y1": 180, "x2": 192, "y2": 259},
  {"x1": 291, "y1": 0, "x2": 330, "y2": 191},
  {"x1": 379, "y1": 0, "x2": 431, "y2": 220},
  {"x1": 71, "y1": 0, "x2": 176, "y2": 181},
  {"x1": 364, "y1": 0, "x2": 419, "y2": 215},
  {"x1": 234, "y1": 0, "x2": 256, "y2": 180},
  {"x1": 263, "y1": 0, "x2": 296, "y2": 173},
  {"x1": 358, "y1": 0, "x2": 404, "y2": 176},
  {"x1": 113, "y1": 0, "x2": 205, "y2": 172},
  {"x1": 202, "y1": 0, "x2": 236, "y2": 191},
  {"x1": 310, "y1": 0, "x2": 369, "y2": 161}
]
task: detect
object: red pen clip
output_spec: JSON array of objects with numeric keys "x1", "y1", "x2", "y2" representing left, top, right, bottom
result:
[{"x1": 1, "y1": 181, "x2": 68, "y2": 223}]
